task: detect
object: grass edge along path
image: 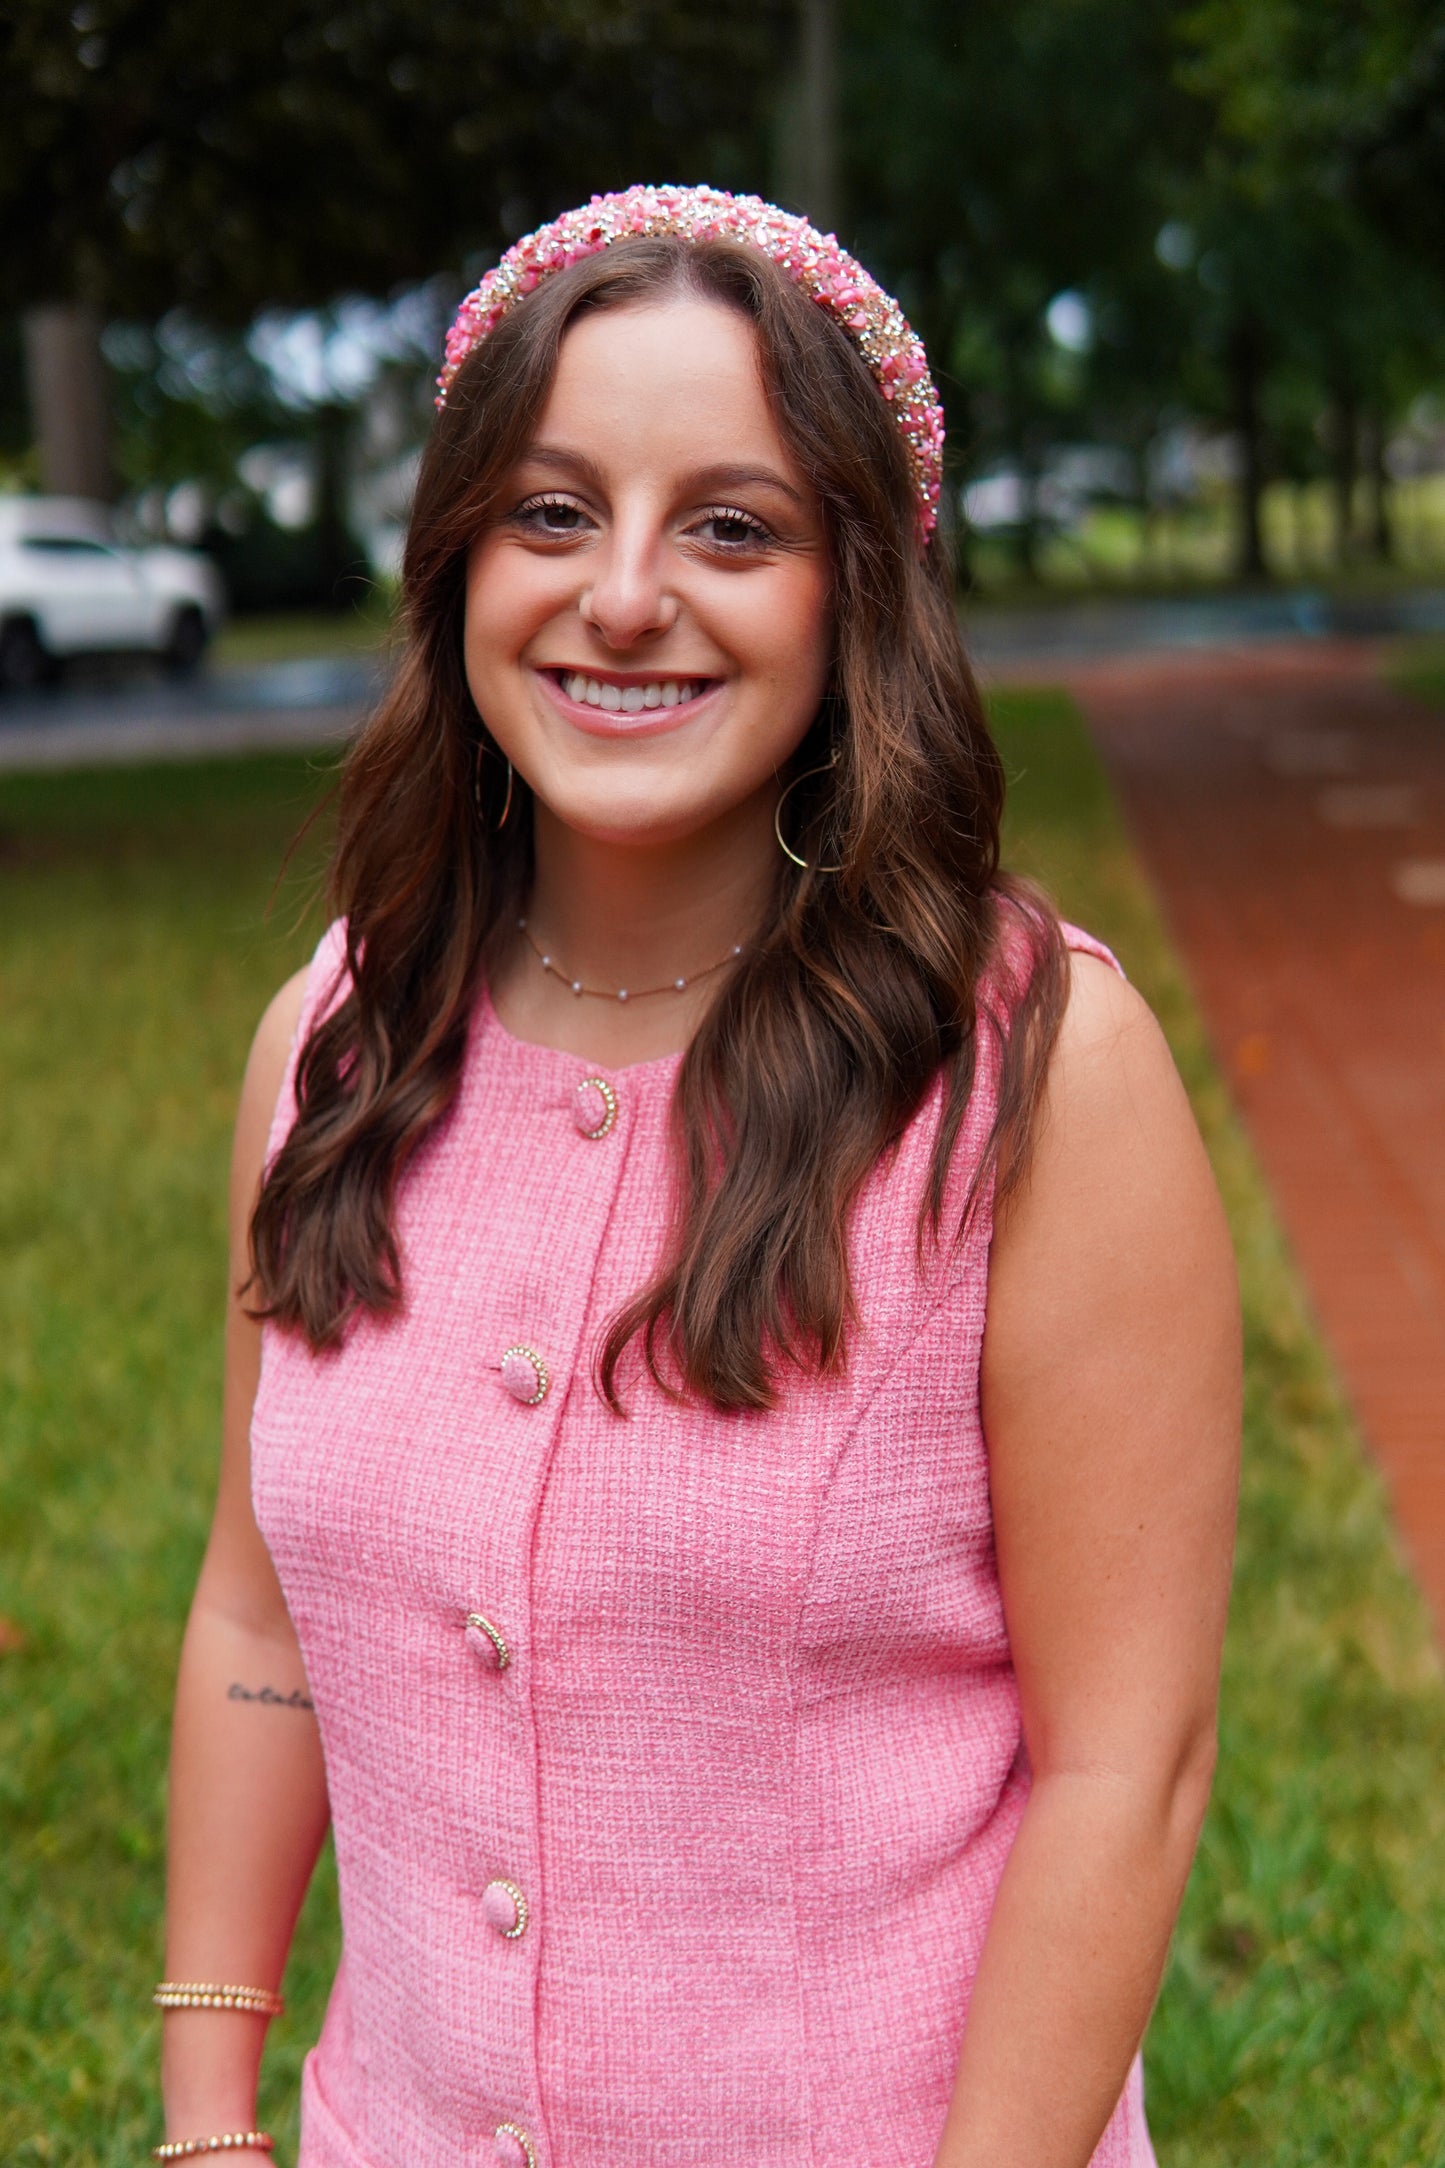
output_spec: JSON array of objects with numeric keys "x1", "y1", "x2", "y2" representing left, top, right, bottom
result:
[
  {"x1": 2, "y1": 700, "x2": 1444, "y2": 2163},
  {"x1": 1000, "y1": 689, "x2": 1445, "y2": 2163},
  {"x1": 1389, "y1": 632, "x2": 1445, "y2": 711}
]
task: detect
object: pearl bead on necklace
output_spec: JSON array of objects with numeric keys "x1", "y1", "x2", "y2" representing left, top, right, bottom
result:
[{"x1": 516, "y1": 919, "x2": 744, "y2": 1003}]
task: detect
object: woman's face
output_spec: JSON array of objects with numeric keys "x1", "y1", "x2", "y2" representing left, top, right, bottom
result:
[{"x1": 463, "y1": 294, "x2": 832, "y2": 850}]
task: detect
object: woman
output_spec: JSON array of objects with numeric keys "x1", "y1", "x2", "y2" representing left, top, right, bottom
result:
[{"x1": 157, "y1": 187, "x2": 1239, "y2": 2168}]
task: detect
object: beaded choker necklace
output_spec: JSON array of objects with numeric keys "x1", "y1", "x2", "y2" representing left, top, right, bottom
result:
[{"x1": 517, "y1": 917, "x2": 743, "y2": 1004}]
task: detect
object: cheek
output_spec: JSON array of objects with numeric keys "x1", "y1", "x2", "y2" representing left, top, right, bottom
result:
[
  {"x1": 745, "y1": 562, "x2": 832, "y2": 699},
  {"x1": 464, "y1": 545, "x2": 556, "y2": 675}
]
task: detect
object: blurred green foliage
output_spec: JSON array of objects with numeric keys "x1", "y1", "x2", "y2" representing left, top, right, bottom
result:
[
  {"x1": 2, "y1": 3, "x2": 1445, "y2": 585},
  {"x1": 0, "y1": 1, "x2": 786, "y2": 322},
  {"x1": 845, "y1": 0, "x2": 1445, "y2": 577}
]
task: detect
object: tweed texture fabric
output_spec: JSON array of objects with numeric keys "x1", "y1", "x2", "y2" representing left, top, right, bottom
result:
[{"x1": 251, "y1": 916, "x2": 1157, "y2": 2168}]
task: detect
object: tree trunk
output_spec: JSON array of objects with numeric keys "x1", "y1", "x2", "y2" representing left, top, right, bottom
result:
[
  {"x1": 1363, "y1": 406, "x2": 1394, "y2": 564},
  {"x1": 776, "y1": 0, "x2": 841, "y2": 233},
  {"x1": 1328, "y1": 387, "x2": 1359, "y2": 568},
  {"x1": 22, "y1": 302, "x2": 114, "y2": 503},
  {"x1": 1228, "y1": 315, "x2": 1268, "y2": 582}
]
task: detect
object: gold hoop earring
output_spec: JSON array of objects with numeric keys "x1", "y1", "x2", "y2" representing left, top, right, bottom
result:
[
  {"x1": 497, "y1": 757, "x2": 515, "y2": 831},
  {"x1": 774, "y1": 764, "x2": 842, "y2": 873}
]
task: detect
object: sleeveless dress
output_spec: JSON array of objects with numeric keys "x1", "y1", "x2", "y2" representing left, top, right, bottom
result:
[{"x1": 250, "y1": 916, "x2": 1157, "y2": 2168}]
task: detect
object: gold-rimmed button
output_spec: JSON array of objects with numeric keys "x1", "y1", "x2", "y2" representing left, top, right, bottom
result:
[
  {"x1": 573, "y1": 1075, "x2": 619, "y2": 1140},
  {"x1": 465, "y1": 1613, "x2": 510, "y2": 1670},
  {"x1": 499, "y1": 1345, "x2": 549, "y2": 1406},
  {"x1": 482, "y1": 1877, "x2": 529, "y2": 1939}
]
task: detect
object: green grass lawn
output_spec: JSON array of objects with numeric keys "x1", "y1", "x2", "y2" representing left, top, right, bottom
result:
[
  {"x1": 3, "y1": 700, "x2": 1445, "y2": 2163},
  {"x1": 212, "y1": 594, "x2": 394, "y2": 671}
]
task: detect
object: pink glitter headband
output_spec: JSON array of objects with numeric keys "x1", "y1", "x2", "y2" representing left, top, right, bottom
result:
[{"x1": 437, "y1": 183, "x2": 945, "y2": 543}]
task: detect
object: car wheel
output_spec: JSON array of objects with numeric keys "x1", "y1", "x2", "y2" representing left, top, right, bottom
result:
[
  {"x1": 0, "y1": 616, "x2": 56, "y2": 693},
  {"x1": 162, "y1": 604, "x2": 209, "y2": 677}
]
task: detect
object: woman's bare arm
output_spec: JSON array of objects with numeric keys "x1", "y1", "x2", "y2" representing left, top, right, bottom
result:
[
  {"x1": 934, "y1": 953, "x2": 1241, "y2": 2168},
  {"x1": 160, "y1": 967, "x2": 328, "y2": 2159}
]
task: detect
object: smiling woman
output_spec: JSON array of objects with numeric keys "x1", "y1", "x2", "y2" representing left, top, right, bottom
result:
[
  {"x1": 462, "y1": 296, "x2": 832, "y2": 1066},
  {"x1": 158, "y1": 191, "x2": 1239, "y2": 2168}
]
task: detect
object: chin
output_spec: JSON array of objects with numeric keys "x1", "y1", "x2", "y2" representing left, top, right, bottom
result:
[
  {"x1": 565, "y1": 807, "x2": 718, "y2": 849},
  {"x1": 541, "y1": 779, "x2": 724, "y2": 848}
]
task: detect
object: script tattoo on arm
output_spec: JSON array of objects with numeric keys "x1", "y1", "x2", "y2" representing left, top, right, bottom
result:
[{"x1": 228, "y1": 1681, "x2": 315, "y2": 1712}]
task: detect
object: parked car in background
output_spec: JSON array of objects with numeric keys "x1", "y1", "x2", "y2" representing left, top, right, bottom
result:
[{"x1": 0, "y1": 497, "x2": 226, "y2": 691}]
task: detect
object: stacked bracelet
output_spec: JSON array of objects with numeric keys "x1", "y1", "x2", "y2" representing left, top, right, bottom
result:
[
  {"x1": 152, "y1": 2135, "x2": 273, "y2": 2160},
  {"x1": 153, "y1": 1982, "x2": 285, "y2": 2017}
]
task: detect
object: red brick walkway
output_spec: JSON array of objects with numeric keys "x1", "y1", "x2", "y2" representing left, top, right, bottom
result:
[{"x1": 1059, "y1": 640, "x2": 1445, "y2": 1632}]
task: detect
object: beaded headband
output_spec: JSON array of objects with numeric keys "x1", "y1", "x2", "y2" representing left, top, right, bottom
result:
[{"x1": 437, "y1": 183, "x2": 945, "y2": 543}]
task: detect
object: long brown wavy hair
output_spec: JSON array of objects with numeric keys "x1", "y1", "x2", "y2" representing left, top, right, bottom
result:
[{"x1": 249, "y1": 235, "x2": 1067, "y2": 1411}]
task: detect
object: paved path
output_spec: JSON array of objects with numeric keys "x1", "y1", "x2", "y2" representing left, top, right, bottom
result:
[
  {"x1": 0, "y1": 656, "x2": 373, "y2": 772},
  {"x1": 1056, "y1": 640, "x2": 1445, "y2": 1632}
]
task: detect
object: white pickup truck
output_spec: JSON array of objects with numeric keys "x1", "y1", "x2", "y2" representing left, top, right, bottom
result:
[{"x1": 0, "y1": 497, "x2": 226, "y2": 690}]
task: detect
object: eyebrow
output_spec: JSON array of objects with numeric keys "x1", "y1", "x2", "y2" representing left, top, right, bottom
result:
[{"x1": 519, "y1": 443, "x2": 806, "y2": 507}]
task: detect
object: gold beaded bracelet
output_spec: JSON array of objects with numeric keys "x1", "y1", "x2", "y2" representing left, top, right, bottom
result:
[
  {"x1": 152, "y1": 2134, "x2": 273, "y2": 2160},
  {"x1": 152, "y1": 1982, "x2": 285, "y2": 2017}
]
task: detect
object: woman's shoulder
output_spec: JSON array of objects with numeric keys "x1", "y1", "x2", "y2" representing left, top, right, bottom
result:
[
  {"x1": 1004, "y1": 932, "x2": 1198, "y2": 1245},
  {"x1": 236, "y1": 919, "x2": 350, "y2": 1185},
  {"x1": 253, "y1": 917, "x2": 350, "y2": 1086},
  {"x1": 232, "y1": 967, "x2": 311, "y2": 1201},
  {"x1": 978, "y1": 899, "x2": 1185, "y2": 1245},
  {"x1": 1054, "y1": 924, "x2": 1160, "y2": 1084},
  {"x1": 251, "y1": 968, "x2": 311, "y2": 1085},
  {"x1": 979, "y1": 892, "x2": 1124, "y2": 1020},
  {"x1": 1058, "y1": 918, "x2": 1125, "y2": 980}
]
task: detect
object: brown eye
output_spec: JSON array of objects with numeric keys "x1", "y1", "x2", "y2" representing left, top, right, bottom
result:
[
  {"x1": 694, "y1": 506, "x2": 771, "y2": 550},
  {"x1": 515, "y1": 493, "x2": 590, "y2": 535}
]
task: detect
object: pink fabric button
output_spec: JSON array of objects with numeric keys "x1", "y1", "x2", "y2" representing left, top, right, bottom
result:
[
  {"x1": 500, "y1": 1345, "x2": 548, "y2": 1405},
  {"x1": 465, "y1": 1613, "x2": 509, "y2": 1670},
  {"x1": 482, "y1": 1876, "x2": 528, "y2": 1937},
  {"x1": 493, "y1": 2124, "x2": 535, "y2": 2168},
  {"x1": 572, "y1": 1075, "x2": 618, "y2": 1139}
]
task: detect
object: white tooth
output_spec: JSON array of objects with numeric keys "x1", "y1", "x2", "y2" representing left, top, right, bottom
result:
[
  {"x1": 567, "y1": 673, "x2": 586, "y2": 700},
  {"x1": 642, "y1": 684, "x2": 662, "y2": 708},
  {"x1": 661, "y1": 681, "x2": 679, "y2": 707},
  {"x1": 621, "y1": 686, "x2": 645, "y2": 712},
  {"x1": 600, "y1": 683, "x2": 623, "y2": 711},
  {"x1": 585, "y1": 678, "x2": 603, "y2": 705}
]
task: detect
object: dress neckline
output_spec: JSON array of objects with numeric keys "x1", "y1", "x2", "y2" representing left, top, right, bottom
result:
[{"x1": 478, "y1": 982, "x2": 687, "y2": 1082}]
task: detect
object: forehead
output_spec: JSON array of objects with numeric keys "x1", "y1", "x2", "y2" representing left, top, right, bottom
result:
[{"x1": 535, "y1": 295, "x2": 797, "y2": 479}]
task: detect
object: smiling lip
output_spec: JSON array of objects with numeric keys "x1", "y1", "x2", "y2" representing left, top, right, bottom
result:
[{"x1": 535, "y1": 665, "x2": 724, "y2": 737}]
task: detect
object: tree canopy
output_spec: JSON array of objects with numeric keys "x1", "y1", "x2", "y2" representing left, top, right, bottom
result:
[
  {"x1": 0, "y1": 0, "x2": 788, "y2": 318},
  {"x1": 4, "y1": 0, "x2": 1443, "y2": 581}
]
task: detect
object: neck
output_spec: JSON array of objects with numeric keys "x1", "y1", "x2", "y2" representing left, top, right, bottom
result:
[{"x1": 491, "y1": 788, "x2": 778, "y2": 1065}]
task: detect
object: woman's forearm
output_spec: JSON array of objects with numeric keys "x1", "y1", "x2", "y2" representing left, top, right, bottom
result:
[
  {"x1": 933, "y1": 1746, "x2": 1214, "y2": 2168},
  {"x1": 161, "y1": 1596, "x2": 330, "y2": 2144}
]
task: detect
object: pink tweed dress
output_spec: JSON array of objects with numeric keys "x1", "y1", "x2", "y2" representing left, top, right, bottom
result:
[{"x1": 251, "y1": 916, "x2": 1157, "y2": 2168}]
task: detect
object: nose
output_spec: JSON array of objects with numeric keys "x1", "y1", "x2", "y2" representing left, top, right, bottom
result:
[{"x1": 579, "y1": 516, "x2": 677, "y2": 650}]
